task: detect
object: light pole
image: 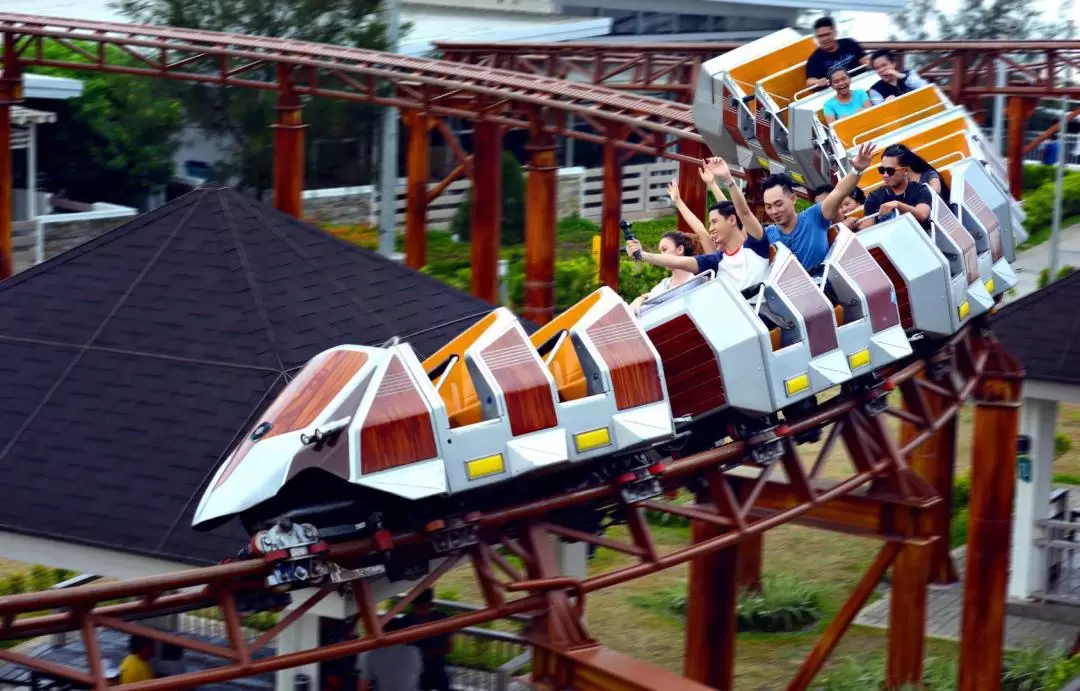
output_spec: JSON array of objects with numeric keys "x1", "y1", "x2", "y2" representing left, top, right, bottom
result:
[{"x1": 377, "y1": 0, "x2": 402, "y2": 257}]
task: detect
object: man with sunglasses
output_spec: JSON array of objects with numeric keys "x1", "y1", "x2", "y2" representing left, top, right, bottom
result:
[{"x1": 854, "y1": 145, "x2": 933, "y2": 232}]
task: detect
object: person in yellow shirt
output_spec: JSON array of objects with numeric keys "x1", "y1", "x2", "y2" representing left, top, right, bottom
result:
[{"x1": 118, "y1": 635, "x2": 156, "y2": 684}]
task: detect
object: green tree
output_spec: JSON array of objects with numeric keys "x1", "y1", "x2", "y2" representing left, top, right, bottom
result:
[
  {"x1": 31, "y1": 44, "x2": 184, "y2": 208},
  {"x1": 114, "y1": 0, "x2": 395, "y2": 195}
]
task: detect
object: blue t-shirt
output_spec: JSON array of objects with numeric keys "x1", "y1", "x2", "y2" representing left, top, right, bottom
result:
[
  {"x1": 757, "y1": 203, "x2": 831, "y2": 270},
  {"x1": 824, "y1": 90, "x2": 870, "y2": 120}
]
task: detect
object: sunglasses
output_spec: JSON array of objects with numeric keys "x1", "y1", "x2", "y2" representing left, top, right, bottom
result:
[{"x1": 877, "y1": 166, "x2": 902, "y2": 176}]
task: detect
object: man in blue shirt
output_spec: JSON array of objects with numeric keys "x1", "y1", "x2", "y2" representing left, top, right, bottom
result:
[{"x1": 741, "y1": 142, "x2": 875, "y2": 271}]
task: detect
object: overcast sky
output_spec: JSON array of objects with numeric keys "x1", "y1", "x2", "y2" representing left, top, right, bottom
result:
[{"x1": 843, "y1": 0, "x2": 1078, "y2": 40}]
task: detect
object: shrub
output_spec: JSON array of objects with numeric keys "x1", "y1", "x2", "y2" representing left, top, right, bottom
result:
[
  {"x1": 28, "y1": 565, "x2": 56, "y2": 592},
  {"x1": 1001, "y1": 645, "x2": 1067, "y2": 690},
  {"x1": 0, "y1": 573, "x2": 26, "y2": 596},
  {"x1": 1021, "y1": 173, "x2": 1080, "y2": 249},
  {"x1": 1048, "y1": 654, "x2": 1080, "y2": 690},
  {"x1": 953, "y1": 473, "x2": 971, "y2": 513},
  {"x1": 951, "y1": 506, "x2": 970, "y2": 548},
  {"x1": 1038, "y1": 266, "x2": 1078, "y2": 289},
  {"x1": 450, "y1": 151, "x2": 527, "y2": 246},
  {"x1": 814, "y1": 654, "x2": 958, "y2": 690},
  {"x1": 734, "y1": 573, "x2": 825, "y2": 633},
  {"x1": 1057, "y1": 433, "x2": 1075, "y2": 458}
]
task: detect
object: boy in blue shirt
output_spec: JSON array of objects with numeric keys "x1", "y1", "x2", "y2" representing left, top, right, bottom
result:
[{"x1": 740, "y1": 142, "x2": 875, "y2": 272}]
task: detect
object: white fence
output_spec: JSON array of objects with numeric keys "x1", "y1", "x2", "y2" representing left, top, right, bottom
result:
[{"x1": 302, "y1": 162, "x2": 681, "y2": 229}]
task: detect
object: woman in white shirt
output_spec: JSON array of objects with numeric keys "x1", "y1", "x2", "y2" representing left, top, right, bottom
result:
[{"x1": 628, "y1": 231, "x2": 700, "y2": 315}]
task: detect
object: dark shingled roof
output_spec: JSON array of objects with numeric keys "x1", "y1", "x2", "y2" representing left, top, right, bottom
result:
[
  {"x1": 0, "y1": 186, "x2": 509, "y2": 565},
  {"x1": 992, "y1": 269, "x2": 1080, "y2": 387}
]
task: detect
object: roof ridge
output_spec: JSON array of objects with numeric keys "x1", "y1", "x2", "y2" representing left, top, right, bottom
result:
[
  {"x1": 0, "y1": 191, "x2": 201, "y2": 293},
  {"x1": 993, "y1": 266, "x2": 1080, "y2": 321}
]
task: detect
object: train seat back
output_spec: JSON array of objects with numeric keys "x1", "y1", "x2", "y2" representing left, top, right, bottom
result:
[
  {"x1": 821, "y1": 226, "x2": 913, "y2": 374},
  {"x1": 855, "y1": 214, "x2": 956, "y2": 338},
  {"x1": 755, "y1": 243, "x2": 852, "y2": 406},
  {"x1": 928, "y1": 190, "x2": 995, "y2": 325},
  {"x1": 945, "y1": 158, "x2": 1021, "y2": 295},
  {"x1": 831, "y1": 85, "x2": 953, "y2": 153},
  {"x1": 532, "y1": 287, "x2": 674, "y2": 460},
  {"x1": 640, "y1": 272, "x2": 776, "y2": 418},
  {"x1": 694, "y1": 29, "x2": 811, "y2": 164}
]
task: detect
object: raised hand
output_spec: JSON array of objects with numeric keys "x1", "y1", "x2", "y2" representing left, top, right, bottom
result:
[
  {"x1": 705, "y1": 156, "x2": 733, "y2": 185},
  {"x1": 698, "y1": 162, "x2": 714, "y2": 185},
  {"x1": 667, "y1": 179, "x2": 681, "y2": 204},
  {"x1": 850, "y1": 143, "x2": 876, "y2": 173},
  {"x1": 625, "y1": 238, "x2": 642, "y2": 259}
]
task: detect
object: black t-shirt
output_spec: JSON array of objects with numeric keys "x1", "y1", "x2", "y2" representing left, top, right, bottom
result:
[
  {"x1": 806, "y1": 38, "x2": 867, "y2": 81},
  {"x1": 864, "y1": 182, "x2": 935, "y2": 230}
]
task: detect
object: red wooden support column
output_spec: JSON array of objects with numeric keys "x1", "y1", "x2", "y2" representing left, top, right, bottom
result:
[
  {"x1": 678, "y1": 140, "x2": 707, "y2": 234},
  {"x1": 470, "y1": 120, "x2": 502, "y2": 303},
  {"x1": 271, "y1": 64, "x2": 306, "y2": 219},
  {"x1": 684, "y1": 520, "x2": 738, "y2": 690},
  {"x1": 524, "y1": 129, "x2": 558, "y2": 324},
  {"x1": 0, "y1": 33, "x2": 23, "y2": 281},
  {"x1": 600, "y1": 124, "x2": 626, "y2": 292},
  {"x1": 901, "y1": 375, "x2": 959, "y2": 585},
  {"x1": 1006, "y1": 96, "x2": 1037, "y2": 200},
  {"x1": 886, "y1": 538, "x2": 932, "y2": 688},
  {"x1": 736, "y1": 534, "x2": 763, "y2": 592},
  {"x1": 404, "y1": 111, "x2": 432, "y2": 270},
  {"x1": 957, "y1": 339, "x2": 1025, "y2": 691}
]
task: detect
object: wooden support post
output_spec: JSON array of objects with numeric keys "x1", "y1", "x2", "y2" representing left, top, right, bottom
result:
[
  {"x1": 886, "y1": 539, "x2": 932, "y2": 689},
  {"x1": 902, "y1": 376, "x2": 959, "y2": 585},
  {"x1": 403, "y1": 111, "x2": 432, "y2": 270},
  {"x1": 678, "y1": 140, "x2": 706, "y2": 234},
  {"x1": 1006, "y1": 96, "x2": 1037, "y2": 201},
  {"x1": 683, "y1": 520, "x2": 738, "y2": 690},
  {"x1": 524, "y1": 130, "x2": 558, "y2": 324},
  {"x1": 736, "y1": 534, "x2": 763, "y2": 592},
  {"x1": 957, "y1": 341, "x2": 1025, "y2": 691},
  {"x1": 271, "y1": 64, "x2": 305, "y2": 219},
  {"x1": 470, "y1": 120, "x2": 502, "y2": 303},
  {"x1": 600, "y1": 125, "x2": 624, "y2": 292},
  {"x1": 0, "y1": 34, "x2": 22, "y2": 281}
]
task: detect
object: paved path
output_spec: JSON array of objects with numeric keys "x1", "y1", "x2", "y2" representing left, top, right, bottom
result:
[
  {"x1": 1004, "y1": 222, "x2": 1080, "y2": 302},
  {"x1": 854, "y1": 547, "x2": 1080, "y2": 650}
]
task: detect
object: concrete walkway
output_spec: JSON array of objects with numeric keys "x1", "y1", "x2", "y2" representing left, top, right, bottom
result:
[
  {"x1": 1003, "y1": 222, "x2": 1080, "y2": 302},
  {"x1": 854, "y1": 547, "x2": 1080, "y2": 651}
]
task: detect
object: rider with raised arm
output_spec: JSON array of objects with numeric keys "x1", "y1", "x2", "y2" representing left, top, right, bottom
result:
[
  {"x1": 739, "y1": 143, "x2": 876, "y2": 271},
  {"x1": 625, "y1": 162, "x2": 768, "y2": 293}
]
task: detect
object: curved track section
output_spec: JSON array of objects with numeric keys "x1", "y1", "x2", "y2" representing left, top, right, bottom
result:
[
  {"x1": 0, "y1": 13, "x2": 703, "y2": 162},
  {"x1": 0, "y1": 324, "x2": 995, "y2": 691}
]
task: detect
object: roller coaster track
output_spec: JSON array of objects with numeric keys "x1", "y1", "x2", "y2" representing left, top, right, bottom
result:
[
  {"x1": 0, "y1": 13, "x2": 704, "y2": 163},
  {"x1": 435, "y1": 39, "x2": 1080, "y2": 101},
  {"x1": 0, "y1": 324, "x2": 1010, "y2": 691}
]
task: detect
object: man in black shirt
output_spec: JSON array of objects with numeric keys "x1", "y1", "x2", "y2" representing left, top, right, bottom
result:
[
  {"x1": 853, "y1": 144, "x2": 934, "y2": 232},
  {"x1": 867, "y1": 48, "x2": 929, "y2": 105},
  {"x1": 805, "y1": 16, "x2": 869, "y2": 88},
  {"x1": 390, "y1": 589, "x2": 452, "y2": 691}
]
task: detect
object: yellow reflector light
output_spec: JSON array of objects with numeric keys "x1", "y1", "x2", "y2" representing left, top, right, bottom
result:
[
  {"x1": 574, "y1": 427, "x2": 611, "y2": 453},
  {"x1": 466, "y1": 453, "x2": 505, "y2": 480},
  {"x1": 757, "y1": 157, "x2": 769, "y2": 168},
  {"x1": 985, "y1": 278, "x2": 995, "y2": 294},
  {"x1": 785, "y1": 373, "x2": 810, "y2": 397},
  {"x1": 958, "y1": 301, "x2": 970, "y2": 320},
  {"x1": 791, "y1": 171, "x2": 806, "y2": 184},
  {"x1": 848, "y1": 349, "x2": 871, "y2": 371}
]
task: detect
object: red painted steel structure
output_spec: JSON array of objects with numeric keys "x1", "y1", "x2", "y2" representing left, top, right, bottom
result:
[{"x1": 0, "y1": 324, "x2": 1024, "y2": 690}]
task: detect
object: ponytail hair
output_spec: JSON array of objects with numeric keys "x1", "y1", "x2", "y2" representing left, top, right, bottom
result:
[{"x1": 661, "y1": 231, "x2": 701, "y2": 256}]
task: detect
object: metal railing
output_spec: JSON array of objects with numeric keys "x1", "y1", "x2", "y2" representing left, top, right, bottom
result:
[{"x1": 1034, "y1": 489, "x2": 1080, "y2": 605}]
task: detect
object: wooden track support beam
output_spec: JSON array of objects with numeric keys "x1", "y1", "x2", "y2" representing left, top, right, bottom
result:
[
  {"x1": 533, "y1": 644, "x2": 717, "y2": 691},
  {"x1": 524, "y1": 126, "x2": 558, "y2": 324},
  {"x1": 404, "y1": 111, "x2": 433, "y2": 269},
  {"x1": 683, "y1": 520, "x2": 739, "y2": 690},
  {"x1": 0, "y1": 33, "x2": 22, "y2": 281},
  {"x1": 678, "y1": 140, "x2": 707, "y2": 235},
  {"x1": 271, "y1": 64, "x2": 305, "y2": 219},
  {"x1": 900, "y1": 373, "x2": 959, "y2": 584},
  {"x1": 600, "y1": 123, "x2": 626, "y2": 292},
  {"x1": 470, "y1": 120, "x2": 502, "y2": 303},
  {"x1": 1007, "y1": 96, "x2": 1038, "y2": 200},
  {"x1": 957, "y1": 339, "x2": 1025, "y2": 691},
  {"x1": 887, "y1": 538, "x2": 932, "y2": 688}
]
